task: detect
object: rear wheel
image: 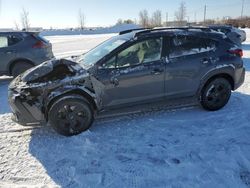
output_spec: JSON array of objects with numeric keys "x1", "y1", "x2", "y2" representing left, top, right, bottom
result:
[
  {"x1": 48, "y1": 95, "x2": 94, "y2": 136},
  {"x1": 200, "y1": 78, "x2": 232, "y2": 111},
  {"x1": 11, "y1": 62, "x2": 33, "y2": 77}
]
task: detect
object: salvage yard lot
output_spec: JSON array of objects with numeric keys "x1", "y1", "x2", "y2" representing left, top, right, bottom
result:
[{"x1": 0, "y1": 30, "x2": 250, "y2": 187}]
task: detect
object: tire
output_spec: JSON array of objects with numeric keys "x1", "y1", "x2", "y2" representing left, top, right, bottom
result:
[
  {"x1": 48, "y1": 95, "x2": 94, "y2": 136},
  {"x1": 200, "y1": 77, "x2": 232, "y2": 111},
  {"x1": 11, "y1": 62, "x2": 33, "y2": 77}
]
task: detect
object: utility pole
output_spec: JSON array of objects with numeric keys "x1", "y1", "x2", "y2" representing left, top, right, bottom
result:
[
  {"x1": 241, "y1": 0, "x2": 245, "y2": 19},
  {"x1": 194, "y1": 12, "x2": 197, "y2": 23},
  {"x1": 203, "y1": 5, "x2": 207, "y2": 25}
]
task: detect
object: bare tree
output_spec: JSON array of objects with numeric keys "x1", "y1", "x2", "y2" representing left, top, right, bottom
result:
[
  {"x1": 151, "y1": 10, "x2": 162, "y2": 27},
  {"x1": 14, "y1": 20, "x2": 20, "y2": 30},
  {"x1": 78, "y1": 9, "x2": 85, "y2": 30},
  {"x1": 116, "y1": 18, "x2": 123, "y2": 25},
  {"x1": 116, "y1": 18, "x2": 134, "y2": 25},
  {"x1": 124, "y1": 19, "x2": 134, "y2": 24},
  {"x1": 20, "y1": 8, "x2": 30, "y2": 31},
  {"x1": 175, "y1": 1, "x2": 187, "y2": 25},
  {"x1": 134, "y1": 18, "x2": 138, "y2": 25},
  {"x1": 139, "y1": 9, "x2": 149, "y2": 28}
]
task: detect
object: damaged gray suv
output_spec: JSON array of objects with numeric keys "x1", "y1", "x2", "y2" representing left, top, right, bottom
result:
[{"x1": 8, "y1": 27, "x2": 245, "y2": 136}]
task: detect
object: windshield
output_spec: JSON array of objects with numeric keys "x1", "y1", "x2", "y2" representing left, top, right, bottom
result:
[{"x1": 78, "y1": 36, "x2": 128, "y2": 66}]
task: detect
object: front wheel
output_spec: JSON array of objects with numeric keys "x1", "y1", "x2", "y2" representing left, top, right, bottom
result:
[
  {"x1": 48, "y1": 95, "x2": 94, "y2": 136},
  {"x1": 200, "y1": 78, "x2": 232, "y2": 111}
]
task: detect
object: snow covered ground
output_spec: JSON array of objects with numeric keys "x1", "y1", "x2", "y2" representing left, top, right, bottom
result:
[
  {"x1": 46, "y1": 33, "x2": 116, "y2": 58},
  {"x1": 0, "y1": 30, "x2": 250, "y2": 188}
]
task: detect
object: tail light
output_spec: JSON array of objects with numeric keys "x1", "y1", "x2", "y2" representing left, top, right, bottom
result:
[
  {"x1": 228, "y1": 49, "x2": 243, "y2": 57},
  {"x1": 32, "y1": 41, "x2": 47, "y2": 49}
]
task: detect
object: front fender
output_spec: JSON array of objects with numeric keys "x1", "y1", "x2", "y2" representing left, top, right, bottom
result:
[{"x1": 45, "y1": 86, "x2": 99, "y2": 117}]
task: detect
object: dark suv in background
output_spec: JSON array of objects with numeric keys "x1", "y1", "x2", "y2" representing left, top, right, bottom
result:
[
  {"x1": 8, "y1": 27, "x2": 245, "y2": 136},
  {"x1": 209, "y1": 25, "x2": 246, "y2": 46},
  {"x1": 0, "y1": 32, "x2": 54, "y2": 77}
]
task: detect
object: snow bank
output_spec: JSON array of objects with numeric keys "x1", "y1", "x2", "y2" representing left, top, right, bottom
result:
[
  {"x1": 40, "y1": 24, "x2": 140, "y2": 36},
  {"x1": 45, "y1": 33, "x2": 116, "y2": 58}
]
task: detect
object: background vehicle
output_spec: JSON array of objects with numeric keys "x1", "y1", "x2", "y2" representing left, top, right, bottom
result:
[
  {"x1": 0, "y1": 31, "x2": 54, "y2": 77},
  {"x1": 234, "y1": 28, "x2": 247, "y2": 42},
  {"x1": 209, "y1": 25, "x2": 244, "y2": 46},
  {"x1": 8, "y1": 27, "x2": 245, "y2": 136}
]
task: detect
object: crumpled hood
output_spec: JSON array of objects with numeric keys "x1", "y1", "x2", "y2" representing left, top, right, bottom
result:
[
  {"x1": 21, "y1": 60, "x2": 54, "y2": 83},
  {"x1": 21, "y1": 59, "x2": 87, "y2": 83}
]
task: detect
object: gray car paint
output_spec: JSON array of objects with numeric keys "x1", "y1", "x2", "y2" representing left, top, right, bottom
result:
[
  {"x1": 0, "y1": 32, "x2": 54, "y2": 76},
  {"x1": 96, "y1": 37, "x2": 165, "y2": 108},
  {"x1": 7, "y1": 29, "x2": 245, "y2": 126}
]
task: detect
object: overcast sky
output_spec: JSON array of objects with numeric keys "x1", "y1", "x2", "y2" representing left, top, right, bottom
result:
[{"x1": 0, "y1": 0, "x2": 249, "y2": 29}]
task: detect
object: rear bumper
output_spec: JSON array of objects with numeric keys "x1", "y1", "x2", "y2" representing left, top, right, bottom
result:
[
  {"x1": 241, "y1": 34, "x2": 247, "y2": 42},
  {"x1": 8, "y1": 89, "x2": 46, "y2": 126},
  {"x1": 234, "y1": 67, "x2": 245, "y2": 90},
  {"x1": 32, "y1": 48, "x2": 54, "y2": 66}
]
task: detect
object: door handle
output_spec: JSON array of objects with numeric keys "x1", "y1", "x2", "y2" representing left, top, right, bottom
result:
[
  {"x1": 201, "y1": 58, "x2": 211, "y2": 64},
  {"x1": 5, "y1": 51, "x2": 14, "y2": 54},
  {"x1": 110, "y1": 77, "x2": 119, "y2": 86}
]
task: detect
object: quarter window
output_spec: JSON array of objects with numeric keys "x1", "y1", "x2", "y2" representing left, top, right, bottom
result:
[{"x1": 169, "y1": 36, "x2": 217, "y2": 58}]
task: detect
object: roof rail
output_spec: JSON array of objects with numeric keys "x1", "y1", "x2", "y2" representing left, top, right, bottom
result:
[
  {"x1": 153, "y1": 26, "x2": 211, "y2": 31},
  {"x1": 119, "y1": 28, "x2": 147, "y2": 35},
  {"x1": 134, "y1": 26, "x2": 212, "y2": 37}
]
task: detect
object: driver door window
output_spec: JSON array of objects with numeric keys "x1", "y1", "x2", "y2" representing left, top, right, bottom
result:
[
  {"x1": 103, "y1": 38, "x2": 162, "y2": 69},
  {"x1": 117, "y1": 38, "x2": 162, "y2": 68}
]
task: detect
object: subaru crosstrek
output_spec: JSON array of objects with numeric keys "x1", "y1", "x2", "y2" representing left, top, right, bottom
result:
[{"x1": 8, "y1": 27, "x2": 245, "y2": 136}]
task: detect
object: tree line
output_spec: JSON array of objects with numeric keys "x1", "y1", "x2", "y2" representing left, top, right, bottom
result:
[
  {"x1": 14, "y1": 2, "x2": 187, "y2": 30},
  {"x1": 14, "y1": 1, "x2": 250, "y2": 31},
  {"x1": 117, "y1": 2, "x2": 187, "y2": 28}
]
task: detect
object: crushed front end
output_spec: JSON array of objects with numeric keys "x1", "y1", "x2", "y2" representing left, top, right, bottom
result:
[
  {"x1": 8, "y1": 59, "x2": 101, "y2": 126},
  {"x1": 8, "y1": 75, "x2": 47, "y2": 125}
]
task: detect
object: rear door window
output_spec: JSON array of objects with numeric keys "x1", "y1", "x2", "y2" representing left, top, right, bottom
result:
[
  {"x1": 8, "y1": 35, "x2": 23, "y2": 46},
  {"x1": 216, "y1": 28, "x2": 230, "y2": 34},
  {"x1": 0, "y1": 35, "x2": 22, "y2": 48},
  {"x1": 169, "y1": 35, "x2": 217, "y2": 58}
]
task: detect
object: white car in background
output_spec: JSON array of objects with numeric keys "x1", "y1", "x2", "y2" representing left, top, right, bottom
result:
[
  {"x1": 209, "y1": 25, "x2": 246, "y2": 45},
  {"x1": 234, "y1": 28, "x2": 247, "y2": 42}
]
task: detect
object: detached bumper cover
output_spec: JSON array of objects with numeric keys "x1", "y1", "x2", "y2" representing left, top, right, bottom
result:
[{"x1": 8, "y1": 89, "x2": 45, "y2": 126}]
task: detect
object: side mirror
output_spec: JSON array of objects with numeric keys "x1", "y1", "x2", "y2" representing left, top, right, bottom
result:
[
  {"x1": 97, "y1": 64, "x2": 105, "y2": 70},
  {"x1": 97, "y1": 63, "x2": 116, "y2": 70}
]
